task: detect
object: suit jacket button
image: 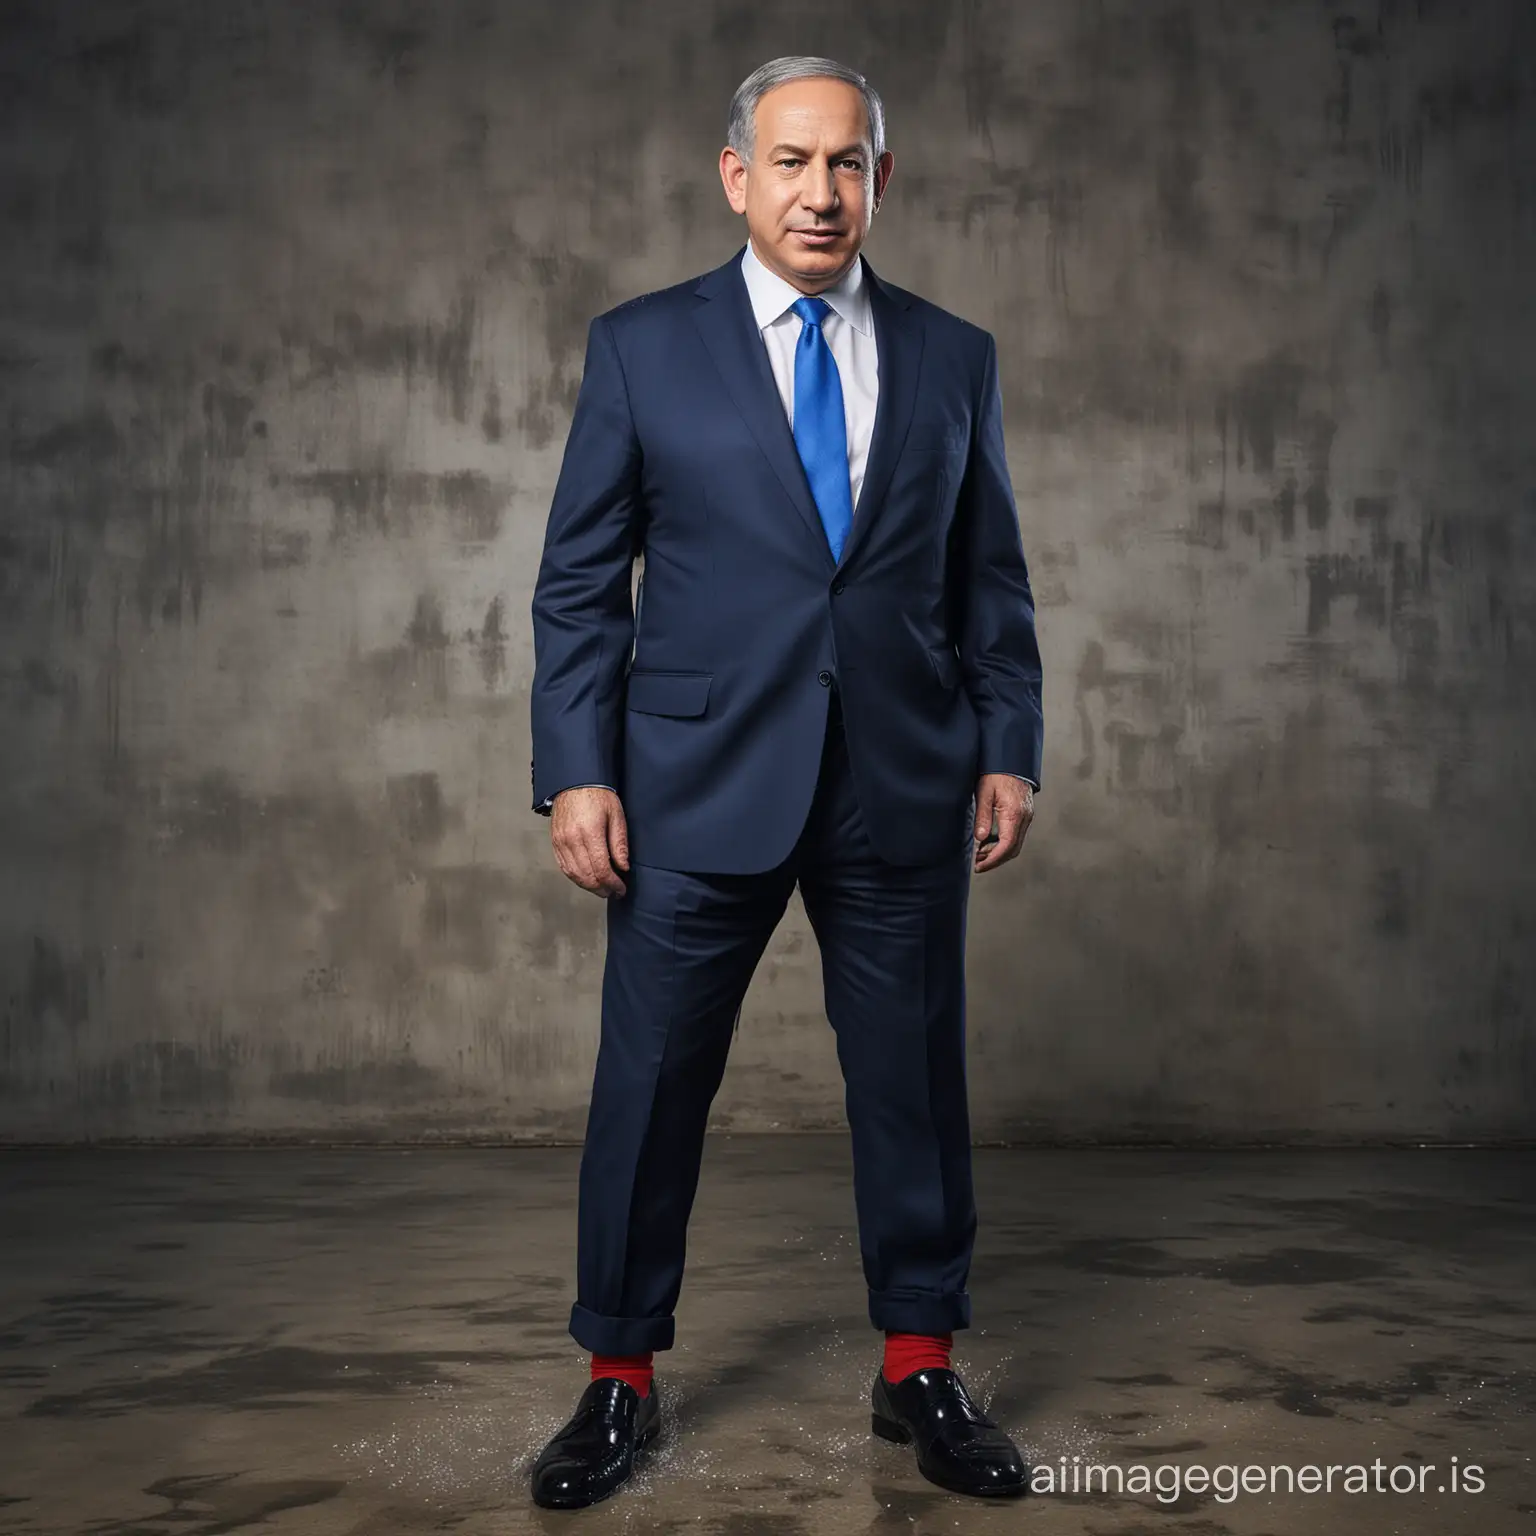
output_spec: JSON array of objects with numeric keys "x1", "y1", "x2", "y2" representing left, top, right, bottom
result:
[
  {"x1": 831, "y1": 579, "x2": 845, "y2": 595},
  {"x1": 818, "y1": 670, "x2": 833, "y2": 687}
]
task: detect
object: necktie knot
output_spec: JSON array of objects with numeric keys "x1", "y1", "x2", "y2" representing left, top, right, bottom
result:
[{"x1": 792, "y1": 295, "x2": 832, "y2": 330}]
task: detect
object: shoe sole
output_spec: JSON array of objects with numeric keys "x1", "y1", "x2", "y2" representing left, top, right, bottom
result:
[
  {"x1": 530, "y1": 1416, "x2": 661, "y2": 1510},
  {"x1": 872, "y1": 1412, "x2": 1028, "y2": 1499}
]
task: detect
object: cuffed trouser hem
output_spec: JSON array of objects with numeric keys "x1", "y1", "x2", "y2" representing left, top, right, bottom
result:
[
  {"x1": 869, "y1": 1287, "x2": 972, "y2": 1334},
  {"x1": 570, "y1": 1302, "x2": 676, "y2": 1355}
]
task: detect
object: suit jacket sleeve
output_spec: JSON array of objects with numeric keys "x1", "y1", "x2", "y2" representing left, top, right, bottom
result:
[
  {"x1": 529, "y1": 314, "x2": 644, "y2": 814},
  {"x1": 951, "y1": 332, "x2": 1045, "y2": 788}
]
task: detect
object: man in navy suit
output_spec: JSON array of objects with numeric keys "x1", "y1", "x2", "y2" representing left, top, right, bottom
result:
[{"x1": 528, "y1": 54, "x2": 1043, "y2": 1508}]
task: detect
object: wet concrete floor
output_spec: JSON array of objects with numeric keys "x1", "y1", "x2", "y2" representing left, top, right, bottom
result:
[{"x1": 0, "y1": 1138, "x2": 1531, "y2": 1533}]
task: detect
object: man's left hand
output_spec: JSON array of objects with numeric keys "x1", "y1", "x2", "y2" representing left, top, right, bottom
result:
[{"x1": 973, "y1": 773, "x2": 1034, "y2": 873}]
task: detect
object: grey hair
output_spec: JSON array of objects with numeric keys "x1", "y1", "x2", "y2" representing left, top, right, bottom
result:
[{"x1": 727, "y1": 55, "x2": 886, "y2": 168}]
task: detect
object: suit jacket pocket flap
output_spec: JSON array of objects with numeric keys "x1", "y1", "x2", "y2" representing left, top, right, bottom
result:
[{"x1": 626, "y1": 670, "x2": 713, "y2": 717}]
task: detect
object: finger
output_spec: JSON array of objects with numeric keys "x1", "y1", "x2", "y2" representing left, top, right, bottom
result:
[
  {"x1": 554, "y1": 830, "x2": 587, "y2": 882},
  {"x1": 564, "y1": 839, "x2": 599, "y2": 893},
  {"x1": 994, "y1": 807, "x2": 1023, "y2": 857},
  {"x1": 985, "y1": 833, "x2": 1017, "y2": 867},
  {"x1": 608, "y1": 805, "x2": 630, "y2": 872},
  {"x1": 551, "y1": 827, "x2": 578, "y2": 880},
  {"x1": 973, "y1": 787, "x2": 997, "y2": 845},
  {"x1": 976, "y1": 807, "x2": 1031, "y2": 871},
  {"x1": 974, "y1": 838, "x2": 1009, "y2": 872},
  {"x1": 567, "y1": 821, "x2": 612, "y2": 894},
  {"x1": 574, "y1": 827, "x2": 608, "y2": 891},
  {"x1": 579, "y1": 825, "x2": 626, "y2": 898}
]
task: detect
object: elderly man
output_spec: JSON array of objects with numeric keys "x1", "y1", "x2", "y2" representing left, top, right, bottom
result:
[{"x1": 527, "y1": 54, "x2": 1043, "y2": 1507}]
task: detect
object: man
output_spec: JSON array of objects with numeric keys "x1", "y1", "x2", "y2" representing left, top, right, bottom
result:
[{"x1": 527, "y1": 55, "x2": 1043, "y2": 1508}]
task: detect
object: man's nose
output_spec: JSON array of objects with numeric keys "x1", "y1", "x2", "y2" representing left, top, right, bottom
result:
[{"x1": 802, "y1": 162, "x2": 838, "y2": 209}]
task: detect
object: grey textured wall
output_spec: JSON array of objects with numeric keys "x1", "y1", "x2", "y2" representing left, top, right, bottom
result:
[{"x1": 1, "y1": 1, "x2": 1532, "y2": 1143}]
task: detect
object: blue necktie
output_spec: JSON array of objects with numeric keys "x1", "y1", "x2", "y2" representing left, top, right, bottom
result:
[{"x1": 790, "y1": 296, "x2": 854, "y2": 561}]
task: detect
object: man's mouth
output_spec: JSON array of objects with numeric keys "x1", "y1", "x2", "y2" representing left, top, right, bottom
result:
[{"x1": 792, "y1": 229, "x2": 840, "y2": 245}]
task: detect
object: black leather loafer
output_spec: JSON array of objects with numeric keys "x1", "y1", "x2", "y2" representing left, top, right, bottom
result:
[
  {"x1": 530, "y1": 1376, "x2": 661, "y2": 1509},
  {"x1": 871, "y1": 1366, "x2": 1029, "y2": 1498}
]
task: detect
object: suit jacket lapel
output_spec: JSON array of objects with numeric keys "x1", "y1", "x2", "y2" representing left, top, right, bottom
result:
[
  {"x1": 839, "y1": 254, "x2": 921, "y2": 573},
  {"x1": 691, "y1": 244, "x2": 924, "y2": 572}
]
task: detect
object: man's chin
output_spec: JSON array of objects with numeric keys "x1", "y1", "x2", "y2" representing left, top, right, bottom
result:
[{"x1": 778, "y1": 242, "x2": 853, "y2": 280}]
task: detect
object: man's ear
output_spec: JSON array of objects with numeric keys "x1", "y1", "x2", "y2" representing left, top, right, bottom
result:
[
  {"x1": 873, "y1": 150, "x2": 894, "y2": 209},
  {"x1": 718, "y1": 146, "x2": 748, "y2": 215}
]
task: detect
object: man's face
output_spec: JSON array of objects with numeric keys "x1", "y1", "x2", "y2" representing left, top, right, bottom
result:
[{"x1": 719, "y1": 76, "x2": 894, "y2": 294}]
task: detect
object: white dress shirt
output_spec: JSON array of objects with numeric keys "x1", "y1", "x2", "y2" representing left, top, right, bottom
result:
[
  {"x1": 544, "y1": 240, "x2": 1037, "y2": 801},
  {"x1": 739, "y1": 236, "x2": 879, "y2": 513}
]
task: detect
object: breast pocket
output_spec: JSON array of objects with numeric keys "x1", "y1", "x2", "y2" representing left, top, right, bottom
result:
[
  {"x1": 903, "y1": 423, "x2": 968, "y2": 457},
  {"x1": 896, "y1": 425, "x2": 967, "y2": 518}
]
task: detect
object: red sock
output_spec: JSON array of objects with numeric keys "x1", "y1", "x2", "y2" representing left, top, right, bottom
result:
[
  {"x1": 591, "y1": 1351, "x2": 654, "y2": 1397},
  {"x1": 882, "y1": 1330, "x2": 953, "y2": 1385}
]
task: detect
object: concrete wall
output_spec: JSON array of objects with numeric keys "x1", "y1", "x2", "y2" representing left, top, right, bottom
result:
[{"x1": 1, "y1": 0, "x2": 1532, "y2": 1143}]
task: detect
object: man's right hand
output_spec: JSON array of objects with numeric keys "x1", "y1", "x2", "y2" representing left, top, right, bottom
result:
[{"x1": 550, "y1": 786, "x2": 630, "y2": 898}]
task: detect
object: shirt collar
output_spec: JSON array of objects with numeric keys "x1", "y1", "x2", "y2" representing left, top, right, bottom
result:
[{"x1": 740, "y1": 237, "x2": 873, "y2": 336}]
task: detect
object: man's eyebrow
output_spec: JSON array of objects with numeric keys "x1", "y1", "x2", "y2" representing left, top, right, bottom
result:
[{"x1": 765, "y1": 142, "x2": 867, "y2": 159}]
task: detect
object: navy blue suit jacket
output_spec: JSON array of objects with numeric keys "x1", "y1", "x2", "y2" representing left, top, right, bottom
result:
[{"x1": 530, "y1": 243, "x2": 1043, "y2": 875}]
